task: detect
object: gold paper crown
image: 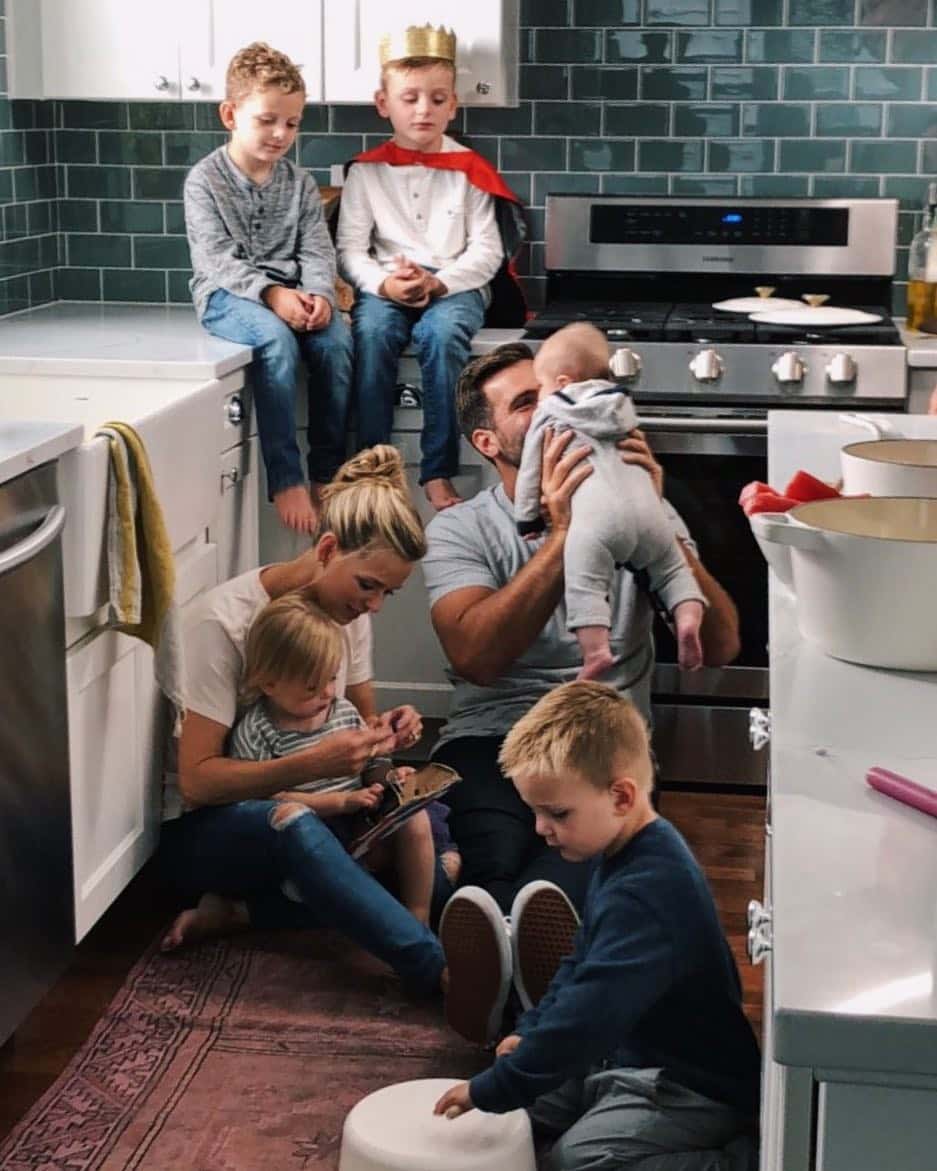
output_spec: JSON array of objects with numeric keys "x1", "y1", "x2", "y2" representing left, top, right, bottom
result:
[{"x1": 379, "y1": 24, "x2": 457, "y2": 66}]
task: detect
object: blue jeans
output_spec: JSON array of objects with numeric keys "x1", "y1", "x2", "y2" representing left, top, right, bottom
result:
[
  {"x1": 202, "y1": 289, "x2": 353, "y2": 496},
  {"x1": 159, "y1": 800, "x2": 446, "y2": 995},
  {"x1": 352, "y1": 290, "x2": 486, "y2": 483}
]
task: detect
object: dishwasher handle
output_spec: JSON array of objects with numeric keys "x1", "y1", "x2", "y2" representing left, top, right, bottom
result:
[
  {"x1": 637, "y1": 414, "x2": 768, "y2": 434},
  {"x1": 0, "y1": 505, "x2": 66, "y2": 578}
]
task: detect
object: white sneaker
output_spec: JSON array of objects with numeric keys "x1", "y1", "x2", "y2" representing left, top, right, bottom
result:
[
  {"x1": 510, "y1": 881, "x2": 581, "y2": 1012},
  {"x1": 439, "y1": 886, "x2": 513, "y2": 1045}
]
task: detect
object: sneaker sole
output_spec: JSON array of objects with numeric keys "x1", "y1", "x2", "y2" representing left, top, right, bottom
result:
[
  {"x1": 440, "y1": 897, "x2": 510, "y2": 1045},
  {"x1": 513, "y1": 886, "x2": 580, "y2": 1012}
]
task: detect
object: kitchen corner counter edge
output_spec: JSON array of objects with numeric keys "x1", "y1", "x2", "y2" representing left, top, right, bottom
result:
[{"x1": 0, "y1": 420, "x2": 83, "y2": 487}]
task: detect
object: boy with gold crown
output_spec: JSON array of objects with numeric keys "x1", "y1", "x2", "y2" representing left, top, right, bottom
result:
[{"x1": 337, "y1": 25, "x2": 526, "y2": 512}]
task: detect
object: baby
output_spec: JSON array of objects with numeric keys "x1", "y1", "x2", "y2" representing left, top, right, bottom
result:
[{"x1": 515, "y1": 322, "x2": 705, "y2": 680}]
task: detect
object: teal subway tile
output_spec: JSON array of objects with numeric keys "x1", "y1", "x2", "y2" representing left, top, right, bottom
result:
[
  {"x1": 129, "y1": 102, "x2": 194, "y2": 131},
  {"x1": 606, "y1": 31, "x2": 671, "y2": 62},
  {"x1": 99, "y1": 130, "x2": 162, "y2": 165},
  {"x1": 10, "y1": 101, "x2": 37, "y2": 130},
  {"x1": 134, "y1": 235, "x2": 190, "y2": 268},
  {"x1": 859, "y1": 0, "x2": 926, "y2": 23},
  {"x1": 164, "y1": 132, "x2": 226, "y2": 166},
  {"x1": 892, "y1": 30, "x2": 937, "y2": 64},
  {"x1": 168, "y1": 270, "x2": 194, "y2": 303},
  {"x1": 920, "y1": 139, "x2": 937, "y2": 174},
  {"x1": 55, "y1": 267, "x2": 102, "y2": 300},
  {"x1": 164, "y1": 203, "x2": 186, "y2": 234},
  {"x1": 816, "y1": 104, "x2": 882, "y2": 137},
  {"x1": 778, "y1": 139, "x2": 846, "y2": 172},
  {"x1": 0, "y1": 171, "x2": 14, "y2": 202},
  {"x1": 3, "y1": 203, "x2": 26, "y2": 238},
  {"x1": 887, "y1": 104, "x2": 937, "y2": 137},
  {"x1": 533, "y1": 29, "x2": 602, "y2": 62},
  {"x1": 100, "y1": 200, "x2": 164, "y2": 233},
  {"x1": 708, "y1": 138, "x2": 775, "y2": 172},
  {"x1": 68, "y1": 164, "x2": 131, "y2": 199},
  {"x1": 61, "y1": 101, "x2": 128, "y2": 129},
  {"x1": 0, "y1": 103, "x2": 10, "y2": 132},
  {"x1": 300, "y1": 106, "x2": 329, "y2": 133},
  {"x1": 468, "y1": 105, "x2": 534, "y2": 135},
  {"x1": 714, "y1": 0, "x2": 781, "y2": 23},
  {"x1": 645, "y1": 0, "x2": 709, "y2": 25},
  {"x1": 898, "y1": 212, "x2": 916, "y2": 245},
  {"x1": 26, "y1": 201, "x2": 51, "y2": 234},
  {"x1": 571, "y1": 66, "x2": 637, "y2": 99},
  {"x1": 637, "y1": 139, "x2": 704, "y2": 171},
  {"x1": 850, "y1": 140, "x2": 917, "y2": 172},
  {"x1": 524, "y1": 0, "x2": 570, "y2": 24},
  {"x1": 0, "y1": 130, "x2": 23, "y2": 165},
  {"x1": 58, "y1": 199, "x2": 98, "y2": 232},
  {"x1": 892, "y1": 284, "x2": 908, "y2": 317},
  {"x1": 710, "y1": 67, "x2": 777, "y2": 100},
  {"x1": 671, "y1": 176, "x2": 738, "y2": 195},
  {"x1": 15, "y1": 165, "x2": 56, "y2": 201},
  {"x1": 600, "y1": 173, "x2": 669, "y2": 193},
  {"x1": 739, "y1": 174, "x2": 809, "y2": 195},
  {"x1": 132, "y1": 167, "x2": 186, "y2": 200},
  {"x1": 502, "y1": 137, "x2": 567, "y2": 170},
  {"x1": 534, "y1": 102, "x2": 600, "y2": 135},
  {"x1": 569, "y1": 138, "x2": 635, "y2": 171},
  {"x1": 33, "y1": 101, "x2": 55, "y2": 130},
  {"x1": 573, "y1": 0, "x2": 640, "y2": 22},
  {"x1": 29, "y1": 269, "x2": 54, "y2": 305},
  {"x1": 0, "y1": 276, "x2": 30, "y2": 315},
  {"x1": 330, "y1": 106, "x2": 386, "y2": 133},
  {"x1": 819, "y1": 30, "x2": 886, "y2": 63},
  {"x1": 640, "y1": 67, "x2": 707, "y2": 101},
  {"x1": 742, "y1": 103, "x2": 810, "y2": 137},
  {"x1": 789, "y1": 0, "x2": 853, "y2": 23},
  {"x1": 68, "y1": 232, "x2": 131, "y2": 267},
  {"x1": 55, "y1": 129, "x2": 96, "y2": 163},
  {"x1": 520, "y1": 28, "x2": 534, "y2": 63},
  {"x1": 928, "y1": 70, "x2": 937, "y2": 102},
  {"x1": 194, "y1": 102, "x2": 225, "y2": 131},
  {"x1": 676, "y1": 31, "x2": 742, "y2": 63},
  {"x1": 502, "y1": 174, "x2": 532, "y2": 203},
  {"x1": 783, "y1": 67, "x2": 849, "y2": 101},
  {"x1": 813, "y1": 176, "x2": 881, "y2": 197},
  {"x1": 298, "y1": 135, "x2": 362, "y2": 168},
  {"x1": 855, "y1": 67, "x2": 922, "y2": 101},
  {"x1": 102, "y1": 268, "x2": 167, "y2": 301},
  {"x1": 524, "y1": 207, "x2": 544, "y2": 240},
  {"x1": 24, "y1": 130, "x2": 51, "y2": 165},
  {"x1": 605, "y1": 103, "x2": 670, "y2": 135},
  {"x1": 673, "y1": 104, "x2": 739, "y2": 137},
  {"x1": 884, "y1": 176, "x2": 932, "y2": 209},
  {"x1": 521, "y1": 65, "x2": 570, "y2": 100},
  {"x1": 747, "y1": 30, "x2": 815, "y2": 64},
  {"x1": 533, "y1": 172, "x2": 600, "y2": 204},
  {"x1": 895, "y1": 248, "x2": 909, "y2": 281}
]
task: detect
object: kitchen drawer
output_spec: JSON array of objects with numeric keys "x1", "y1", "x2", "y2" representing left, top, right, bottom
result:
[{"x1": 651, "y1": 704, "x2": 768, "y2": 788}]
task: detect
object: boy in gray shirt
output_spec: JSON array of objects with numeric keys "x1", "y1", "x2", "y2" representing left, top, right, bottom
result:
[
  {"x1": 185, "y1": 42, "x2": 352, "y2": 534},
  {"x1": 517, "y1": 323, "x2": 704, "y2": 680}
]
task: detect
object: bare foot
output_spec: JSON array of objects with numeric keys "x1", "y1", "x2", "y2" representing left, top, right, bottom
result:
[
  {"x1": 424, "y1": 478, "x2": 463, "y2": 511},
  {"x1": 274, "y1": 484, "x2": 317, "y2": 533},
  {"x1": 160, "y1": 893, "x2": 249, "y2": 953},
  {"x1": 441, "y1": 850, "x2": 462, "y2": 885},
  {"x1": 577, "y1": 649, "x2": 616, "y2": 681}
]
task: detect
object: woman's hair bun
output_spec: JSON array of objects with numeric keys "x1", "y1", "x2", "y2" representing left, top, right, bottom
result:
[{"x1": 325, "y1": 445, "x2": 407, "y2": 497}]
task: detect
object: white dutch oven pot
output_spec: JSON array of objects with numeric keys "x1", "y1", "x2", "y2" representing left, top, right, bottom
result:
[
  {"x1": 841, "y1": 439, "x2": 937, "y2": 498},
  {"x1": 751, "y1": 497, "x2": 937, "y2": 670}
]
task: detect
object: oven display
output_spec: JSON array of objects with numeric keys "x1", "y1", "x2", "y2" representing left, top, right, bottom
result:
[{"x1": 591, "y1": 204, "x2": 849, "y2": 247}]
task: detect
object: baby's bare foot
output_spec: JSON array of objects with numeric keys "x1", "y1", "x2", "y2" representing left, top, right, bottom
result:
[
  {"x1": 441, "y1": 850, "x2": 462, "y2": 884},
  {"x1": 578, "y1": 648, "x2": 616, "y2": 681},
  {"x1": 274, "y1": 484, "x2": 317, "y2": 533},
  {"x1": 160, "y1": 893, "x2": 249, "y2": 953},
  {"x1": 424, "y1": 478, "x2": 463, "y2": 512}
]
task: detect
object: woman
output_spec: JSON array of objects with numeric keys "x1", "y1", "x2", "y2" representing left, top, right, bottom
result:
[{"x1": 159, "y1": 446, "x2": 446, "y2": 997}]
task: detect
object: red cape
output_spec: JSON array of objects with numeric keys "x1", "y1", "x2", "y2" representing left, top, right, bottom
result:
[{"x1": 353, "y1": 140, "x2": 522, "y2": 206}]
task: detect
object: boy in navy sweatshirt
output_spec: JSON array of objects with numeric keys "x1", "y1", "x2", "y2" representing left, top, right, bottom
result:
[{"x1": 435, "y1": 681, "x2": 761, "y2": 1171}]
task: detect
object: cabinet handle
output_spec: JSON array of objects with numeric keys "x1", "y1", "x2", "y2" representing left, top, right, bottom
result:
[
  {"x1": 226, "y1": 395, "x2": 244, "y2": 425},
  {"x1": 747, "y1": 923, "x2": 772, "y2": 966},
  {"x1": 186, "y1": 77, "x2": 202, "y2": 92},
  {"x1": 748, "y1": 707, "x2": 771, "y2": 751},
  {"x1": 475, "y1": 81, "x2": 492, "y2": 95},
  {"x1": 221, "y1": 467, "x2": 240, "y2": 487},
  {"x1": 154, "y1": 75, "x2": 171, "y2": 92}
]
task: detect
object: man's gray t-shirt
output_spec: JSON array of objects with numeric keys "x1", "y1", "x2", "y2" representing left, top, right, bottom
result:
[{"x1": 422, "y1": 483, "x2": 695, "y2": 747}]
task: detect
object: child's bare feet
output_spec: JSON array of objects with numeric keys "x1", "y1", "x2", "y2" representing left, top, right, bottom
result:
[
  {"x1": 441, "y1": 849, "x2": 462, "y2": 885},
  {"x1": 578, "y1": 649, "x2": 616, "y2": 680},
  {"x1": 575, "y1": 624, "x2": 615, "y2": 680},
  {"x1": 160, "y1": 893, "x2": 249, "y2": 953},
  {"x1": 273, "y1": 484, "x2": 318, "y2": 533},
  {"x1": 674, "y1": 599, "x2": 704, "y2": 671},
  {"x1": 424, "y1": 478, "x2": 463, "y2": 511}
]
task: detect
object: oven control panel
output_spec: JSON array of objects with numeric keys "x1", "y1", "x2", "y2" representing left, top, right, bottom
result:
[{"x1": 591, "y1": 204, "x2": 849, "y2": 248}]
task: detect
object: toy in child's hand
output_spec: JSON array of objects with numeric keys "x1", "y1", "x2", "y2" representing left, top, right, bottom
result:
[{"x1": 348, "y1": 762, "x2": 461, "y2": 858}]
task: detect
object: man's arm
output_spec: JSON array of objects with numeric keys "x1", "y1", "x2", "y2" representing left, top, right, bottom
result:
[{"x1": 678, "y1": 539, "x2": 740, "y2": 667}]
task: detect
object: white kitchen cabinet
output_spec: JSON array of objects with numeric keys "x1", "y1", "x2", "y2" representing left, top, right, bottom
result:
[
  {"x1": 211, "y1": 435, "x2": 260, "y2": 583},
  {"x1": 322, "y1": 0, "x2": 519, "y2": 106}
]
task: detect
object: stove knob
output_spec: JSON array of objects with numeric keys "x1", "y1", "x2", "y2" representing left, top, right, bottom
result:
[
  {"x1": 771, "y1": 351, "x2": 806, "y2": 384},
  {"x1": 826, "y1": 352, "x2": 857, "y2": 385},
  {"x1": 609, "y1": 347, "x2": 643, "y2": 382},
  {"x1": 688, "y1": 348, "x2": 724, "y2": 383}
]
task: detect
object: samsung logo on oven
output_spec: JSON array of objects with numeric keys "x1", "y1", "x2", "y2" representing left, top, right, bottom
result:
[{"x1": 702, "y1": 255, "x2": 734, "y2": 263}]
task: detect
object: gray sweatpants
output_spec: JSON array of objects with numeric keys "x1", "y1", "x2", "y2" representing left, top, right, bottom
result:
[{"x1": 531, "y1": 1067, "x2": 757, "y2": 1171}]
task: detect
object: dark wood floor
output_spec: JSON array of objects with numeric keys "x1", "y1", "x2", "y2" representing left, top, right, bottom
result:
[{"x1": 0, "y1": 789, "x2": 764, "y2": 1144}]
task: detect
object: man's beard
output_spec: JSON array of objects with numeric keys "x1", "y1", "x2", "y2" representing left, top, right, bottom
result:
[{"x1": 496, "y1": 429, "x2": 525, "y2": 468}]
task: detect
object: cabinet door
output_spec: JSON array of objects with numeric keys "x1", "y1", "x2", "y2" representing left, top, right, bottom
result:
[
  {"x1": 180, "y1": 0, "x2": 324, "y2": 102},
  {"x1": 210, "y1": 437, "x2": 261, "y2": 583},
  {"x1": 323, "y1": 0, "x2": 518, "y2": 107},
  {"x1": 39, "y1": 0, "x2": 183, "y2": 100}
]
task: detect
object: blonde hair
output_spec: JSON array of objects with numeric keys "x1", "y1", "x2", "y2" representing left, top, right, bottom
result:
[
  {"x1": 240, "y1": 592, "x2": 342, "y2": 704},
  {"x1": 226, "y1": 42, "x2": 306, "y2": 103},
  {"x1": 499, "y1": 681, "x2": 653, "y2": 792},
  {"x1": 380, "y1": 56, "x2": 457, "y2": 90},
  {"x1": 534, "y1": 322, "x2": 611, "y2": 388},
  {"x1": 316, "y1": 445, "x2": 426, "y2": 562}
]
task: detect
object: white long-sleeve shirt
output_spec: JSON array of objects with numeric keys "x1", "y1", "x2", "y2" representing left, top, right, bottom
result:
[{"x1": 336, "y1": 136, "x2": 503, "y2": 298}]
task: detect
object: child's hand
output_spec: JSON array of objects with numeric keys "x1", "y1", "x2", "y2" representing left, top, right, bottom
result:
[
  {"x1": 263, "y1": 285, "x2": 316, "y2": 330},
  {"x1": 343, "y1": 784, "x2": 384, "y2": 813},
  {"x1": 495, "y1": 1033, "x2": 522, "y2": 1057},
  {"x1": 298, "y1": 293, "x2": 332, "y2": 331},
  {"x1": 433, "y1": 1081, "x2": 474, "y2": 1119}
]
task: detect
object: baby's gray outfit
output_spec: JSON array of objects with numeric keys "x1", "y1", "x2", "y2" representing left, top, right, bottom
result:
[{"x1": 515, "y1": 379, "x2": 704, "y2": 630}]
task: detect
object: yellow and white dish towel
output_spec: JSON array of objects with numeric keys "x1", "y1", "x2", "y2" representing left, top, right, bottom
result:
[{"x1": 96, "y1": 421, "x2": 186, "y2": 734}]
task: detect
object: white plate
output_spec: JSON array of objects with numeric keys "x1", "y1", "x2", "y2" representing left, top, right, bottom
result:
[
  {"x1": 712, "y1": 296, "x2": 804, "y2": 314},
  {"x1": 749, "y1": 307, "x2": 883, "y2": 326}
]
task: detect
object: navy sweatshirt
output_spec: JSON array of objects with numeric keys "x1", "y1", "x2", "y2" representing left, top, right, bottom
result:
[{"x1": 469, "y1": 818, "x2": 761, "y2": 1117}]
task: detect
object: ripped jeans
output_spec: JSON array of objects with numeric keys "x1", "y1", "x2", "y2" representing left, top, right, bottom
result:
[{"x1": 158, "y1": 799, "x2": 446, "y2": 995}]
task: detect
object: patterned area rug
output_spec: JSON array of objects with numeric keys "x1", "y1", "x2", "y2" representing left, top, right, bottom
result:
[{"x1": 0, "y1": 932, "x2": 487, "y2": 1170}]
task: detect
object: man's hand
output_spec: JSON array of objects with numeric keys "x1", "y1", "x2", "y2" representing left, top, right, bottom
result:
[
  {"x1": 540, "y1": 426, "x2": 594, "y2": 534},
  {"x1": 384, "y1": 704, "x2": 423, "y2": 751},
  {"x1": 617, "y1": 427, "x2": 664, "y2": 497},
  {"x1": 300, "y1": 725, "x2": 396, "y2": 780},
  {"x1": 433, "y1": 1081, "x2": 475, "y2": 1120},
  {"x1": 495, "y1": 1033, "x2": 522, "y2": 1057},
  {"x1": 342, "y1": 783, "x2": 384, "y2": 813}
]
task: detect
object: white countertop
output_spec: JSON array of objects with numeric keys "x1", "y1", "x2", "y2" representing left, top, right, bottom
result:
[
  {"x1": 0, "y1": 420, "x2": 83, "y2": 486},
  {"x1": 767, "y1": 409, "x2": 937, "y2": 1076},
  {"x1": 899, "y1": 320, "x2": 937, "y2": 367}
]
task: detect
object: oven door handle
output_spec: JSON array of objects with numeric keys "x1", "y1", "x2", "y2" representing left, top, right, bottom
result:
[{"x1": 636, "y1": 415, "x2": 767, "y2": 434}]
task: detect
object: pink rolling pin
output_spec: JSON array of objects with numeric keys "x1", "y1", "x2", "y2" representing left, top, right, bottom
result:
[{"x1": 866, "y1": 767, "x2": 937, "y2": 820}]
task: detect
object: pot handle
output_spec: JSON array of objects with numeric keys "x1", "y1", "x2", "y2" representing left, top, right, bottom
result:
[
  {"x1": 750, "y1": 512, "x2": 825, "y2": 551},
  {"x1": 839, "y1": 412, "x2": 898, "y2": 440}
]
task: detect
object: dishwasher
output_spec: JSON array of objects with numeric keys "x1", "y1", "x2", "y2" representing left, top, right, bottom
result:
[{"x1": 0, "y1": 459, "x2": 73, "y2": 1046}]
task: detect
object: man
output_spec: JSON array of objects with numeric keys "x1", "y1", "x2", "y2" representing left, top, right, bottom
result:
[{"x1": 423, "y1": 343, "x2": 740, "y2": 912}]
